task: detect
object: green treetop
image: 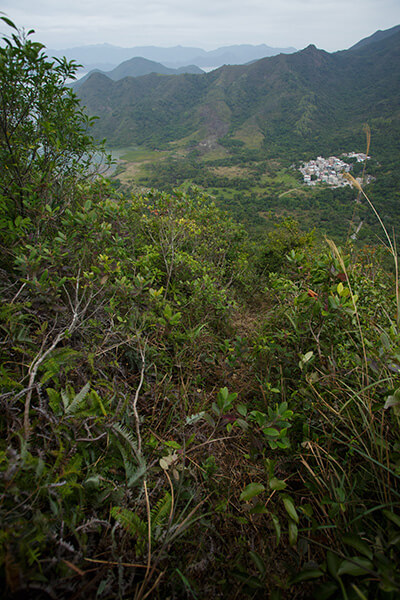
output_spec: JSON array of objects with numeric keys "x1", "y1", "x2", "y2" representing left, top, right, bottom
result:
[{"x1": 0, "y1": 16, "x2": 106, "y2": 222}]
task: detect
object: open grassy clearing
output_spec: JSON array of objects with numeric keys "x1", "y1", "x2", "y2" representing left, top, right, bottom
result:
[
  {"x1": 210, "y1": 165, "x2": 253, "y2": 178},
  {"x1": 110, "y1": 146, "x2": 170, "y2": 162}
]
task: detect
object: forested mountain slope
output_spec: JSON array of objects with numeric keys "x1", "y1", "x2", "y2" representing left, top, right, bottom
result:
[
  {"x1": 77, "y1": 28, "x2": 400, "y2": 158},
  {"x1": 349, "y1": 23, "x2": 400, "y2": 50}
]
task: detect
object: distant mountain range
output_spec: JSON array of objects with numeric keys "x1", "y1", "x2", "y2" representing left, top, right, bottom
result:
[
  {"x1": 72, "y1": 57, "x2": 203, "y2": 89},
  {"x1": 76, "y1": 26, "x2": 400, "y2": 158},
  {"x1": 49, "y1": 43, "x2": 297, "y2": 73}
]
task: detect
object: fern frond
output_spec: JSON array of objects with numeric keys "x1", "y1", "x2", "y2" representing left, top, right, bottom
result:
[
  {"x1": 111, "y1": 506, "x2": 147, "y2": 537},
  {"x1": 111, "y1": 422, "x2": 147, "y2": 484},
  {"x1": 65, "y1": 381, "x2": 91, "y2": 415},
  {"x1": 111, "y1": 422, "x2": 138, "y2": 452},
  {"x1": 151, "y1": 491, "x2": 172, "y2": 527},
  {"x1": 114, "y1": 439, "x2": 146, "y2": 487},
  {"x1": 61, "y1": 388, "x2": 69, "y2": 412}
]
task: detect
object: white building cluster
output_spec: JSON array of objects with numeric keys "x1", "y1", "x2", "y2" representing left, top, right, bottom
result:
[
  {"x1": 342, "y1": 152, "x2": 370, "y2": 162},
  {"x1": 299, "y1": 153, "x2": 370, "y2": 187}
]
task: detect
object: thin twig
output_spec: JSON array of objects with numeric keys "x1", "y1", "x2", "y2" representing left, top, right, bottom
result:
[
  {"x1": 144, "y1": 479, "x2": 152, "y2": 577},
  {"x1": 135, "y1": 478, "x2": 152, "y2": 600},
  {"x1": 133, "y1": 343, "x2": 146, "y2": 455},
  {"x1": 84, "y1": 557, "x2": 147, "y2": 568},
  {"x1": 141, "y1": 571, "x2": 165, "y2": 600}
]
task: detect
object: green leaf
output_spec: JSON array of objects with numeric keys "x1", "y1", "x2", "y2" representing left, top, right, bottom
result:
[
  {"x1": 84, "y1": 475, "x2": 101, "y2": 489},
  {"x1": 235, "y1": 418, "x2": 249, "y2": 431},
  {"x1": 329, "y1": 296, "x2": 340, "y2": 310},
  {"x1": 290, "y1": 568, "x2": 324, "y2": 584},
  {"x1": 383, "y1": 509, "x2": 400, "y2": 529},
  {"x1": 337, "y1": 557, "x2": 373, "y2": 577},
  {"x1": 240, "y1": 482, "x2": 265, "y2": 502},
  {"x1": 299, "y1": 503, "x2": 313, "y2": 517},
  {"x1": 249, "y1": 550, "x2": 266, "y2": 578},
  {"x1": 282, "y1": 496, "x2": 299, "y2": 523},
  {"x1": 211, "y1": 401, "x2": 220, "y2": 415},
  {"x1": 219, "y1": 387, "x2": 229, "y2": 402},
  {"x1": 237, "y1": 404, "x2": 247, "y2": 417},
  {"x1": 380, "y1": 331, "x2": 392, "y2": 350},
  {"x1": 303, "y1": 350, "x2": 314, "y2": 363},
  {"x1": 232, "y1": 571, "x2": 264, "y2": 589},
  {"x1": 35, "y1": 458, "x2": 45, "y2": 478},
  {"x1": 384, "y1": 394, "x2": 400, "y2": 415},
  {"x1": 249, "y1": 503, "x2": 268, "y2": 514},
  {"x1": 203, "y1": 412, "x2": 216, "y2": 428},
  {"x1": 269, "y1": 477, "x2": 287, "y2": 491},
  {"x1": 327, "y1": 550, "x2": 341, "y2": 579},
  {"x1": 288, "y1": 520, "x2": 298, "y2": 547},
  {"x1": 1, "y1": 16, "x2": 18, "y2": 30},
  {"x1": 270, "y1": 513, "x2": 281, "y2": 546},
  {"x1": 313, "y1": 581, "x2": 339, "y2": 600},
  {"x1": 264, "y1": 458, "x2": 275, "y2": 478},
  {"x1": 164, "y1": 440, "x2": 181, "y2": 449},
  {"x1": 263, "y1": 427, "x2": 280, "y2": 438},
  {"x1": 342, "y1": 534, "x2": 373, "y2": 560}
]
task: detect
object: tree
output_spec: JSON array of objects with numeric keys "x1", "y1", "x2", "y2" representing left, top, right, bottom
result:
[{"x1": 0, "y1": 16, "x2": 107, "y2": 220}]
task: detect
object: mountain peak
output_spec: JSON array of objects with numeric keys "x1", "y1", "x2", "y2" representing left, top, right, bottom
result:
[{"x1": 301, "y1": 44, "x2": 322, "y2": 55}]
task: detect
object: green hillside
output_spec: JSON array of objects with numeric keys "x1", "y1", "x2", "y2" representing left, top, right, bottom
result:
[
  {"x1": 77, "y1": 30, "x2": 400, "y2": 159},
  {"x1": 76, "y1": 28, "x2": 400, "y2": 245},
  {"x1": 349, "y1": 24, "x2": 400, "y2": 50}
]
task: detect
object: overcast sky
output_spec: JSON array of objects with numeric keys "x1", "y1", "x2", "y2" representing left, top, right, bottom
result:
[{"x1": 2, "y1": 0, "x2": 400, "y2": 51}]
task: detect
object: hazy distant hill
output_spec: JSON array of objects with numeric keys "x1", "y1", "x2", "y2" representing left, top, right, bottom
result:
[
  {"x1": 72, "y1": 57, "x2": 203, "y2": 89},
  {"x1": 106, "y1": 58, "x2": 203, "y2": 78},
  {"x1": 172, "y1": 44, "x2": 297, "y2": 68},
  {"x1": 49, "y1": 43, "x2": 297, "y2": 73},
  {"x1": 77, "y1": 27, "x2": 400, "y2": 158}
]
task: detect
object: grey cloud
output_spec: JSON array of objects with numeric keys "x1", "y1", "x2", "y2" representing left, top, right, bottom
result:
[{"x1": 2, "y1": 0, "x2": 399, "y2": 51}]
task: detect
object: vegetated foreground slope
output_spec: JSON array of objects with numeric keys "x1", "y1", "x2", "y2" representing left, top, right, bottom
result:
[
  {"x1": 77, "y1": 28, "x2": 400, "y2": 157},
  {"x1": 1, "y1": 19, "x2": 400, "y2": 600}
]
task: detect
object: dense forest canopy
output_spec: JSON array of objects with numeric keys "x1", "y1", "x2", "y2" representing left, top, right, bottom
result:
[{"x1": 1, "y1": 18, "x2": 400, "y2": 600}]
